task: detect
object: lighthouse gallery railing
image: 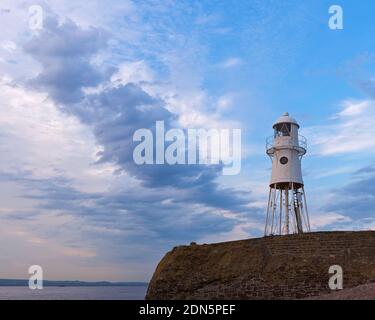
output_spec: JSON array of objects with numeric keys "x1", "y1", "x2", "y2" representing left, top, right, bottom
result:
[{"x1": 266, "y1": 135, "x2": 307, "y2": 156}]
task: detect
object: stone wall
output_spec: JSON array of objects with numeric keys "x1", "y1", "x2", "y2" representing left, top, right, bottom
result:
[{"x1": 146, "y1": 231, "x2": 375, "y2": 300}]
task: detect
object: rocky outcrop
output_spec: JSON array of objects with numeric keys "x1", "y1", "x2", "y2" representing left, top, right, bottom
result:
[{"x1": 146, "y1": 231, "x2": 375, "y2": 300}]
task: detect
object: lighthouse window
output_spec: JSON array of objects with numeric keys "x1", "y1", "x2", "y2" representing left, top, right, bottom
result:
[
  {"x1": 280, "y1": 157, "x2": 288, "y2": 165},
  {"x1": 274, "y1": 123, "x2": 291, "y2": 137}
]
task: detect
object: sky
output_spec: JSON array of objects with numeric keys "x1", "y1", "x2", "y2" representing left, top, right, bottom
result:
[{"x1": 0, "y1": 0, "x2": 374, "y2": 282}]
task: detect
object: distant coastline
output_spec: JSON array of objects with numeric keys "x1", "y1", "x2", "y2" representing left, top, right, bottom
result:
[{"x1": 0, "y1": 279, "x2": 148, "y2": 287}]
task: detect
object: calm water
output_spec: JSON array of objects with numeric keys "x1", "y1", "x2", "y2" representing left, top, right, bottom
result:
[{"x1": 0, "y1": 286, "x2": 147, "y2": 300}]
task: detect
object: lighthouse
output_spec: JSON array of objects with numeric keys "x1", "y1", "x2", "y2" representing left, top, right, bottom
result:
[{"x1": 264, "y1": 112, "x2": 310, "y2": 236}]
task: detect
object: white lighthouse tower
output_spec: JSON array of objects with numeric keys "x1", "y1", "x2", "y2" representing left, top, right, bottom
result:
[{"x1": 264, "y1": 112, "x2": 310, "y2": 236}]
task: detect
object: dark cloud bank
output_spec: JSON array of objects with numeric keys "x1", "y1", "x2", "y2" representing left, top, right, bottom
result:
[
  {"x1": 325, "y1": 163, "x2": 375, "y2": 223},
  {"x1": 20, "y1": 15, "x2": 260, "y2": 267}
]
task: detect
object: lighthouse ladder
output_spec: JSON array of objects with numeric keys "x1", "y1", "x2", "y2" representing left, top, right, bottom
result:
[{"x1": 293, "y1": 190, "x2": 303, "y2": 233}]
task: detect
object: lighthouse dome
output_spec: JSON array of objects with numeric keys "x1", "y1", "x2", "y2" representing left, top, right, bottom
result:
[{"x1": 273, "y1": 112, "x2": 299, "y2": 129}]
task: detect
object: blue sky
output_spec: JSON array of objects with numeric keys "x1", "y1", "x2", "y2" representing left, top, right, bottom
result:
[{"x1": 0, "y1": 0, "x2": 374, "y2": 281}]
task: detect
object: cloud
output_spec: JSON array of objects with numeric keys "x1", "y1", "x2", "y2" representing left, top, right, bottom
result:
[
  {"x1": 0, "y1": 5, "x2": 265, "y2": 281},
  {"x1": 0, "y1": 170, "x2": 240, "y2": 260},
  {"x1": 0, "y1": 78, "x2": 114, "y2": 193},
  {"x1": 23, "y1": 15, "x2": 251, "y2": 212},
  {"x1": 1, "y1": 40, "x2": 16, "y2": 52},
  {"x1": 23, "y1": 16, "x2": 108, "y2": 104},
  {"x1": 218, "y1": 57, "x2": 243, "y2": 69},
  {"x1": 304, "y1": 99, "x2": 375, "y2": 155},
  {"x1": 303, "y1": 162, "x2": 375, "y2": 232},
  {"x1": 310, "y1": 212, "x2": 352, "y2": 230},
  {"x1": 111, "y1": 61, "x2": 155, "y2": 86},
  {"x1": 311, "y1": 164, "x2": 375, "y2": 230},
  {"x1": 319, "y1": 163, "x2": 375, "y2": 229}
]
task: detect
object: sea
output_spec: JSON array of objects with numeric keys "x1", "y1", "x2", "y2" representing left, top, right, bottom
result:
[{"x1": 0, "y1": 286, "x2": 148, "y2": 300}]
